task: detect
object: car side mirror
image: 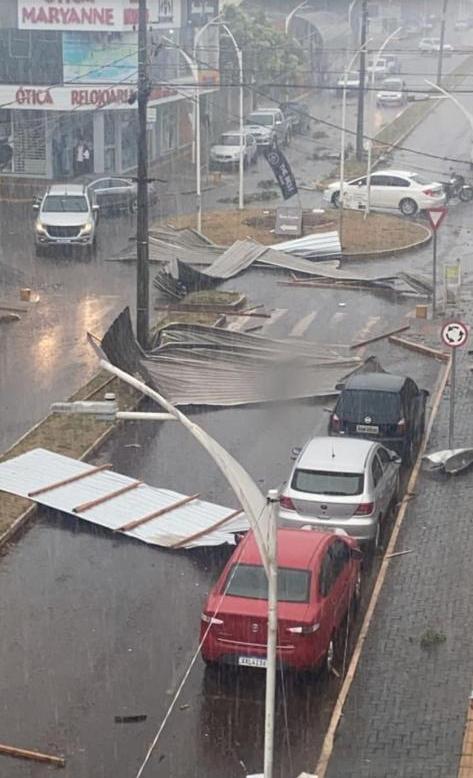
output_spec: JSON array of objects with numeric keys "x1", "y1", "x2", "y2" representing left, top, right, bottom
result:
[
  {"x1": 32, "y1": 201, "x2": 40, "y2": 210},
  {"x1": 392, "y1": 455, "x2": 402, "y2": 465},
  {"x1": 351, "y1": 547, "x2": 363, "y2": 560},
  {"x1": 422, "y1": 389, "x2": 430, "y2": 398},
  {"x1": 357, "y1": 181, "x2": 363, "y2": 187},
  {"x1": 291, "y1": 447, "x2": 302, "y2": 460}
]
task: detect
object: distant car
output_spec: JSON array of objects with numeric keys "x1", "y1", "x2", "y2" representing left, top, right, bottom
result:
[
  {"x1": 279, "y1": 101, "x2": 311, "y2": 134},
  {"x1": 279, "y1": 437, "x2": 401, "y2": 548},
  {"x1": 328, "y1": 373, "x2": 428, "y2": 465},
  {"x1": 245, "y1": 109, "x2": 291, "y2": 147},
  {"x1": 209, "y1": 131, "x2": 258, "y2": 169},
  {"x1": 33, "y1": 183, "x2": 99, "y2": 255},
  {"x1": 243, "y1": 122, "x2": 276, "y2": 150},
  {"x1": 336, "y1": 71, "x2": 361, "y2": 93},
  {"x1": 200, "y1": 528, "x2": 362, "y2": 673},
  {"x1": 419, "y1": 37, "x2": 453, "y2": 54},
  {"x1": 383, "y1": 54, "x2": 402, "y2": 74},
  {"x1": 87, "y1": 177, "x2": 157, "y2": 214},
  {"x1": 377, "y1": 78, "x2": 407, "y2": 106},
  {"x1": 323, "y1": 168, "x2": 446, "y2": 216},
  {"x1": 367, "y1": 57, "x2": 390, "y2": 81}
]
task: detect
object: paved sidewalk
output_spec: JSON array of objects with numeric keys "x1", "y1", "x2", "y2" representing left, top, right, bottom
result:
[{"x1": 323, "y1": 331, "x2": 473, "y2": 778}]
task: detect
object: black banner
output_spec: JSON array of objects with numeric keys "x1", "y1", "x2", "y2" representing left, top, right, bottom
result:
[{"x1": 264, "y1": 148, "x2": 298, "y2": 201}]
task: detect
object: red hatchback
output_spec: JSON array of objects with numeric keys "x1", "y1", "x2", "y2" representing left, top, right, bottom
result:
[{"x1": 200, "y1": 528, "x2": 362, "y2": 672}]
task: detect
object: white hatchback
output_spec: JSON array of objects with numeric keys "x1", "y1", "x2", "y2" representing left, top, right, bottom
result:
[{"x1": 323, "y1": 169, "x2": 446, "y2": 216}]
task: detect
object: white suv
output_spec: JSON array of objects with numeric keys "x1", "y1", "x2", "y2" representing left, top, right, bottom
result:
[
  {"x1": 33, "y1": 184, "x2": 99, "y2": 255},
  {"x1": 419, "y1": 37, "x2": 453, "y2": 55}
]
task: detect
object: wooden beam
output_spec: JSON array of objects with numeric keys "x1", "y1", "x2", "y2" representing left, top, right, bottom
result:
[
  {"x1": 0, "y1": 743, "x2": 65, "y2": 768},
  {"x1": 117, "y1": 493, "x2": 200, "y2": 533},
  {"x1": 350, "y1": 324, "x2": 410, "y2": 350},
  {"x1": 28, "y1": 464, "x2": 113, "y2": 498},
  {"x1": 73, "y1": 480, "x2": 142, "y2": 514},
  {"x1": 389, "y1": 335, "x2": 449, "y2": 361},
  {"x1": 154, "y1": 305, "x2": 270, "y2": 318},
  {"x1": 170, "y1": 508, "x2": 244, "y2": 549}
]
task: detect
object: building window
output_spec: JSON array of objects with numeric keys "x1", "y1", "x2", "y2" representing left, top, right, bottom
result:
[
  {"x1": 161, "y1": 104, "x2": 176, "y2": 153},
  {"x1": 9, "y1": 31, "x2": 31, "y2": 59}
]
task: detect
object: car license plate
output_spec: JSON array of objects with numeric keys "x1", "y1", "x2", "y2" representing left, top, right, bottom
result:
[
  {"x1": 356, "y1": 424, "x2": 379, "y2": 434},
  {"x1": 238, "y1": 656, "x2": 267, "y2": 668}
]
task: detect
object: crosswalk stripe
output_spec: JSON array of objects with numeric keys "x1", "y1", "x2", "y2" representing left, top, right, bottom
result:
[{"x1": 288, "y1": 311, "x2": 317, "y2": 338}]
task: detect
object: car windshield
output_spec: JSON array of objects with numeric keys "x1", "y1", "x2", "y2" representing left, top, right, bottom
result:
[
  {"x1": 337, "y1": 389, "x2": 401, "y2": 423},
  {"x1": 220, "y1": 135, "x2": 242, "y2": 146},
  {"x1": 247, "y1": 114, "x2": 273, "y2": 126},
  {"x1": 224, "y1": 564, "x2": 310, "y2": 603},
  {"x1": 382, "y1": 80, "x2": 403, "y2": 90},
  {"x1": 42, "y1": 195, "x2": 88, "y2": 213},
  {"x1": 292, "y1": 469, "x2": 364, "y2": 496}
]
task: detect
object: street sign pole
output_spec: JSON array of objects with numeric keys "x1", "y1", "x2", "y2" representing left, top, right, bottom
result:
[
  {"x1": 427, "y1": 207, "x2": 448, "y2": 318},
  {"x1": 441, "y1": 320, "x2": 469, "y2": 449},
  {"x1": 449, "y1": 346, "x2": 456, "y2": 449}
]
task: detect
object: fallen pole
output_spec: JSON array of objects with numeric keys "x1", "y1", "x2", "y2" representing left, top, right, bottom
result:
[
  {"x1": 350, "y1": 324, "x2": 410, "y2": 350},
  {"x1": 154, "y1": 305, "x2": 270, "y2": 318},
  {"x1": 389, "y1": 335, "x2": 450, "y2": 361},
  {"x1": 0, "y1": 743, "x2": 65, "y2": 768}
]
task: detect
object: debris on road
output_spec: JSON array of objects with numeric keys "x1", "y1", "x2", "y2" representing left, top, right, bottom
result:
[
  {"x1": 0, "y1": 742, "x2": 65, "y2": 768},
  {"x1": 0, "y1": 448, "x2": 250, "y2": 549},
  {"x1": 114, "y1": 715, "x2": 148, "y2": 723},
  {"x1": 422, "y1": 448, "x2": 473, "y2": 474},
  {"x1": 385, "y1": 549, "x2": 413, "y2": 559},
  {"x1": 350, "y1": 324, "x2": 410, "y2": 350},
  {"x1": 100, "y1": 308, "x2": 363, "y2": 407}
]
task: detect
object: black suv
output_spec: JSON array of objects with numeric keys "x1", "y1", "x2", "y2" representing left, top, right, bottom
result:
[{"x1": 328, "y1": 373, "x2": 428, "y2": 464}]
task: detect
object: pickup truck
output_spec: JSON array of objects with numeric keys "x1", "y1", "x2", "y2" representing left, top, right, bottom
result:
[
  {"x1": 279, "y1": 101, "x2": 311, "y2": 134},
  {"x1": 245, "y1": 108, "x2": 292, "y2": 147}
]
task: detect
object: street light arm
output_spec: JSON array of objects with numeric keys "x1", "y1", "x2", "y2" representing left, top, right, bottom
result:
[
  {"x1": 425, "y1": 78, "x2": 473, "y2": 132},
  {"x1": 285, "y1": 1, "x2": 309, "y2": 35}
]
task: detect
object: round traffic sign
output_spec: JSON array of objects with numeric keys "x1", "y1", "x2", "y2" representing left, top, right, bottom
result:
[{"x1": 441, "y1": 320, "x2": 468, "y2": 348}]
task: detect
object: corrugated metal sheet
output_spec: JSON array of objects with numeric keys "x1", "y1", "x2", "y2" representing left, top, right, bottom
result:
[
  {"x1": 203, "y1": 239, "x2": 268, "y2": 278},
  {"x1": 0, "y1": 449, "x2": 249, "y2": 549},
  {"x1": 101, "y1": 309, "x2": 360, "y2": 407},
  {"x1": 270, "y1": 231, "x2": 342, "y2": 258},
  {"x1": 257, "y1": 248, "x2": 342, "y2": 276}
]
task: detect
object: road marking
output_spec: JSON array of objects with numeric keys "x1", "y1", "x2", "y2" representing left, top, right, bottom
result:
[
  {"x1": 288, "y1": 311, "x2": 317, "y2": 338},
  {"x1": 314, "y1": 354, "x2": 452, "y2": 778}
]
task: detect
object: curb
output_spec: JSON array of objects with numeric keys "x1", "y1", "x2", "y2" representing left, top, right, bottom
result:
[
  {"x1": 314, "y1": 353, "x2": 452, "y2": 778},
  {"x1": 342, "y1": 220, "x2": 432, "y2": 260}
]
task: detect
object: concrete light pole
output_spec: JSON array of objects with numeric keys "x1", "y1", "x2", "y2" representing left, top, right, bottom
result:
[
  {"x1": 285, "y1": 1, "x2": 310, "y2": 35},
  {"x1": 437, "y1": 0, "x2": 450, "y2": 86},
  {"x1": 355, "y1": 0, "x2": 368, "y2": 161},
  {"x1": 136, "y1": 0, "x2": 150, "y2": 348},
  {"x1": 365, "y1": 26, "x2": 402, "y2": 217}
]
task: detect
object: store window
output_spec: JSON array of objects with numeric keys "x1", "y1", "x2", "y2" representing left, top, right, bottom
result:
[
  {"x1": 13, "y1": 111, "x2": 47, "y2": 177},
  {"x1": 104, "y1": 113, "x2": 116, "y2": 173},
  {"x1": 161, "y1": 104, "x2": 177, "y2": 153},
  {"x1": 121, "y1": 113, "x2": 138, "y2": 171},
  {"x1": 0, "y1": 110, "x2": 13, "y2": 173}
]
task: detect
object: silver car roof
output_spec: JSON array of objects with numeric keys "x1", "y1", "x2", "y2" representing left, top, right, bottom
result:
[{"x1": 296, "y1": 436, "x2": 376, "y2": 472}]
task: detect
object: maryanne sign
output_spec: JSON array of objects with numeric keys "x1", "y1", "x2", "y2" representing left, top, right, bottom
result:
[{"x1": 19, "y1": 0, "x2": 143, "y2": 31}]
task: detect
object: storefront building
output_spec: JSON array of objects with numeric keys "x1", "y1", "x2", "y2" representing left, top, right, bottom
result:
[{"x1": 0, "y1": 0, "x2": 221, "y2": 179}]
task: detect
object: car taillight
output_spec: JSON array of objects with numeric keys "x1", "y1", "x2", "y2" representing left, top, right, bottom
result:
[
  {"x1": 331, "y1": 413, "x2": 340, "y2": 432},
  {"x1": 280, "y1": 495, "x2": 296, "y2": 511},
  {"x1": 287, "y1": 622, "x2": 320, "y2": 635},
  {"x1": 354, "y1": 502, "x2": 374, "y2": 516},
  {"x1": 397, "y1": 418, "x2": 407, "y2": 433},
  {"x1": 201, "y1": 613, "x2": 223, "y2": 626}
]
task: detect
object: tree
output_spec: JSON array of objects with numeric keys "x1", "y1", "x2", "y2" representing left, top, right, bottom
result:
[{"x1": 221, "y1": 6, "x2": 306, "y2": 100}]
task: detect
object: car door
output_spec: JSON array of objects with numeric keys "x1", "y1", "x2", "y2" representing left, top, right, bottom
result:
[
  {"x1": 346, "y1": 175, "x2": 368, "y2": 207},
  {"x1": 318, "y1": 540, "x2": 352, "y2": 641},
  {"x1": 389, "y1": 175, "x2": 412, "y2": 208},
  {"x1": 370, "y1": 454, "x2": 386, "y2": 516},
  {"x1": 405, "y1": 378, "x2": 424, "y2": 443},
  {"x1": 90, "y1": 178, "x2": 111, "y2": 208},
  {"x1": 375, "y1": 447, "x2": 398, "y2": 514},
  {"x1": 369, "y1": 174, "x2": 395, "y2": 208}
]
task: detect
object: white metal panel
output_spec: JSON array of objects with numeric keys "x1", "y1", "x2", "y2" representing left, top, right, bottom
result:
[{"x1": 0, "y1": 448, "x2": 249, "y2": 549}]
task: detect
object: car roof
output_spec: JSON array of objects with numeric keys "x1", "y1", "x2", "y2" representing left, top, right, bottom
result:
[
  {"x1": 297, "y1": 436, "x2": 375, "y2": 472},
  {"x1": 344, "y1": 372, "x2": 406, "y2": 391},
  {"x1": 47, "y1": 184, "x2": 86, "y2": 195},
  {"x1": 238, "y1": 528, "x2": 332, "y2": 569}
]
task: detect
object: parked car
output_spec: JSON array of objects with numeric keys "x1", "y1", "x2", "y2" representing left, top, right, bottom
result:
[
  {"x1": 87, "y1": 177, "x2": 157, "y2": 214},
  {"x1": 376, "y1": 78, "x2": 407, "y2": 106},
  {"x1": 279, "y1": 437, "x2": 400, "y2": 548},
  {"x1": 336, "y1": 71, "x2": 361, "y2": 93},
  {"x1": 200, "y1": 528, "x2": 362, "y2": 673},
  {"x1": 328, "y1": 373, "x2": 428, "y2": 465},
  {"x1": 383, "y1": 54, "x2": 402, "y2": 74},
  {"x1": 243, "y1": 121, "x2": 276, "y2": 150},
  {"x1": 323, "y1": 169, "x2": 446, "y2": 216},
  {"x1": 279, "y1": 101, "x2": 311, "y2": 134},
  {"x1": 419, "y1": 37, "x2": 453, "y2": 55},
  {"x1": 245, "y1": 109, "x2": 291, "y2": 147},
  {"x1": 367, "y1": 57, "x2": 390, "y2": 81},
  {"x1": 209, "y1": 130, "x2": 258, "y2": 169},
  {"x1": 33, "y1": 183, "x2": 99, "y2": 255}
]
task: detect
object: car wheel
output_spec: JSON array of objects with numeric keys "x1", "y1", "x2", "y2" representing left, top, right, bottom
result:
[
  {"x1": 399, "y1": 197, "x2": 418, "y2": 216},
  {"x1": 332, "y1": 191, "x2": 341, "y2": 208}
]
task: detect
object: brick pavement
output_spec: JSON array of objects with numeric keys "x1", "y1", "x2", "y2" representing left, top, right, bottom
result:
[{"x1": 323, "y1": 341, "x2": 473, "y2": 778}]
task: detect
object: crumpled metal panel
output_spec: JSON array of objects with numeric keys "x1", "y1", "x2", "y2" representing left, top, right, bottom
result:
[
  {"x1": 270, "y1": 231, "x2": 342, "y2": 258},
  {"x1": 203, "y1": 239, "x2": 269, "y2": 278},
  {"x1": 0, "y1": 449, "x2": 249, "y2": 549}
]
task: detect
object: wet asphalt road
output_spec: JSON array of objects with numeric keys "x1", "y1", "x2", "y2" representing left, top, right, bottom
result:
[{"x1": 1, "y1": 36, "x2": 473, "y2": 778}]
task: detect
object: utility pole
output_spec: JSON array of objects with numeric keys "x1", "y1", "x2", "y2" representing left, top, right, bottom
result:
[
  {"x1": 136, "y1": 0, "x2": 150, "y2": 348},
  {"x1": 437, "y1": 0, "x2": 449, "y2": 86},
  {"x1": 356, "y1": 0, "x2": 368, "y2": 161}
]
